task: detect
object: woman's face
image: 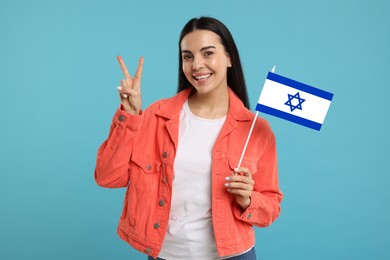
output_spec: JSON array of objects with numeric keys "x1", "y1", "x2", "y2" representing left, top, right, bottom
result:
[{"x1": 180, "y1": 30, "x2": 231, "y2": 95}]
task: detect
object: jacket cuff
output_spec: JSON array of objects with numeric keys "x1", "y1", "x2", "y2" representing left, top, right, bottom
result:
[
  {"x1": 233, "y1": 193, "x2": 261, "y2": 222},
  {"x1": 113, "y1": 105, "x2": 143, "y2": 131}
]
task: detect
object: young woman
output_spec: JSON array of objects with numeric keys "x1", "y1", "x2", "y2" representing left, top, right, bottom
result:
[{"x1": 95, "y1": 17, "x2": 283, "y2": 260}]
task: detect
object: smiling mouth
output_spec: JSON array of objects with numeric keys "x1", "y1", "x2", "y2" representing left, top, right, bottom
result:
[{"x1": 193, "y1": 73, "x2": 213, "y2": 81}]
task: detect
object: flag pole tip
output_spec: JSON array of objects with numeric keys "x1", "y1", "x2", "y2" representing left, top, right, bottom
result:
[{"x1": 271, "y1": 65, "x2": 276, "y2": 73}]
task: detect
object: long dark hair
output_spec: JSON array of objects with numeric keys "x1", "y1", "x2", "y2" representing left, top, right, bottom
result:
[{"x1": 177, "y1": 17, "x2": 250, "y2": 109}]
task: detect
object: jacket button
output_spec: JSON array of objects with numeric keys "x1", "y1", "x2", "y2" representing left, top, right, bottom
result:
[
  {"x1": 162, "y1": 177, "x2": 167, "y2": 184},
  {"x1": 247, "y1": 213, "x2": 252, "y2": 219},
  {"x1": 146, "y1": 164, "x2": 152, "y2": 170},
  {"x1": 145, "y1": 248, "x2": 151, "y2": 254},
  {"x1": 118, "y1": 115, "x2": 125, "y2": 122},
  {"x1": 154, "y1": 223, "x2": 160, "y2": 229},
  {"x1": 159, "y1": 200, "x2": 165, "y2": 206},
  {"x1": 162, "y1": 151, "x2": 169, "y2": 158}
]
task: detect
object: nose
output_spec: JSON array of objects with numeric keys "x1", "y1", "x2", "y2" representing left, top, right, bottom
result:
[{"x1": 192, "y1": 56, "x2": 204, "y2": 70}]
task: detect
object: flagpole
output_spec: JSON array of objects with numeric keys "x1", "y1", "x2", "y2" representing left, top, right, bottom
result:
[
  {"x1": 236, "y1": 111, "x2": 259, "y2": 169},
  {"x1": 236, "y1": 66, "x2": 276, "y2": 171}
]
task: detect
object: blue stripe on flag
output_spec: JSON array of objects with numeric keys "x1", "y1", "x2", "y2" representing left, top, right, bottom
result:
[
  {"x1": 256, "y1": 104, "x2": 322, "y2": 131},
  {"x1": 267, "y1": 72, "x2": 333, "y2": 101}
]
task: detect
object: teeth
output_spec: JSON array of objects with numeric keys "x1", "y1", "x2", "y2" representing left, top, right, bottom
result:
[{"x1": 195, "y1": 74, "x2": 211, "y2": 80}]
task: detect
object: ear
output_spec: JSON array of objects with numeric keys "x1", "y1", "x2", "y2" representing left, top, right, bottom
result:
[{"x1": 227, "y1": 56, "x2": 232, "y2": 68}]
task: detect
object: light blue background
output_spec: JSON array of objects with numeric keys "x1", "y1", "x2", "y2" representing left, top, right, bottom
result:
[{"x1": 1, "y1": 0, "x2": 389, "y2": 259}]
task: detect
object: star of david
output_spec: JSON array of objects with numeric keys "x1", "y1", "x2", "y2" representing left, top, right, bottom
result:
[{"x1": 284, "y1": 92, "x2": 305, "y2": 112}]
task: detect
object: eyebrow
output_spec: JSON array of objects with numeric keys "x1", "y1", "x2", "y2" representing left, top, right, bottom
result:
[{"x1": 181, "y1": 45, "x2": 216, "y2": 53}]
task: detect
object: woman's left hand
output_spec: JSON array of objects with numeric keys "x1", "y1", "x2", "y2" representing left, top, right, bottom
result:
[{"x1": 225, "y1": 167, "x2": 255, "y2": 210}]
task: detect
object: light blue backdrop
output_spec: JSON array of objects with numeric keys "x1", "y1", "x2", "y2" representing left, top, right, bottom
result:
[{"x1": 1, "y1": 0, "x2": 389, "y2": 259}]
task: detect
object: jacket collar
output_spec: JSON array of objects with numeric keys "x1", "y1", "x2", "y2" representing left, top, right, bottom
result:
[{"x1": 155, "y1": 87, "x2": 253, "y2": 122}]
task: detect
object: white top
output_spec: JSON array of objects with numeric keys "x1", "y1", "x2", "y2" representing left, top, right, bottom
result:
[{"x1": 158, "y1": 100, "x2": 226, "y2": 260}]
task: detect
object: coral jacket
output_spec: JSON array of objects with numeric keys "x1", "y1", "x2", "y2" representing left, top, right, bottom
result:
[{"x1": 95, "y1": 88, "x2": 283, "y2": 258}]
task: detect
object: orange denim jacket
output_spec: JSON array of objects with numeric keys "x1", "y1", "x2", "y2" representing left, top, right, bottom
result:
[{"x1": 95, "y1": 88, "x2": 283, "y2": 258}]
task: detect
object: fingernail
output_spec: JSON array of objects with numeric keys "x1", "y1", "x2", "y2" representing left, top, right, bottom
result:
[
  {"x1": 225, "y1": 177, "x2": 230, "y2": 181},
  {"x1": 234, "y1": 168, "x2": 239, "y2": 172},
  {"x1": 117, "y1": 86, "x2": 122, "y2": 91},
  {"x1": 224, "y1": 183, "x2": 229, "y2": 187},
  {"x1": 123, "y1": 94, "x2": 128, "y2": 98}
]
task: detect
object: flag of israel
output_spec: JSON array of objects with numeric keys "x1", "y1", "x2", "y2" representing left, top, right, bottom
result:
[{"x1": 256, "y1": 71, "x2": 334, "y2": 131}]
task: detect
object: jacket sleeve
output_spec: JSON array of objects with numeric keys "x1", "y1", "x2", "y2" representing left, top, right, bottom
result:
[
  {"x1": 94, "y1": 106, "x2": 143, "y2": 188},
  {"x1": 233, "y1": 134, "x2": 283, "y2": 227}
]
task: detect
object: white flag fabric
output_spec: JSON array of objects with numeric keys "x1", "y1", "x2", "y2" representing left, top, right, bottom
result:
[{"x1": 256, "y1": 72, "x2": 334, "y2": 131}]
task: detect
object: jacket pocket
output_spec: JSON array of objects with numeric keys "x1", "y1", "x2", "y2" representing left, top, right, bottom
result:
[
  {"x1": 129, "y1": 153, "x2": 161, "y2": 190},
  {"x1": 228, "y1": 157, "x2": 258, "y2": 176},
  {"x1": 130, "y1": 153, "x2": 161, "y2": 174}
]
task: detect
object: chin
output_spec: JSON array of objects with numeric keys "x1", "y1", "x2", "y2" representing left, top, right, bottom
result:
[{"x1": 191, "y1": 84, "x2": 214, "y2": 95}]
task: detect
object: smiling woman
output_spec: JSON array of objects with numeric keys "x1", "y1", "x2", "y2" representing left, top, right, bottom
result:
[
  {"x1": 177, "y1": 17, "x2": 249, "y2": 111},
  {"x1": 95, "y1": 16, "x2": 283, "y2": 260},
  {"x1": 180, "y1": 30, "x2": 232, "y2": 118}
]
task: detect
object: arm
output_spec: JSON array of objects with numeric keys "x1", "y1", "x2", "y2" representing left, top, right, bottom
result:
[
  {"x1": 226, "y1": 135, "x2": 283, "y2": 227},
  {"x1": 94, "y1": 56, "x2": 144, "y2": 188},
  {"x1": 94, "y1": 107, "x2": 142, "y2": 188}
]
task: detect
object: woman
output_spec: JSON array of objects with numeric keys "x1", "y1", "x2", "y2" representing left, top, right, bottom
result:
[{"x1": 95, "y1": 17, "x2": 283, "y2": 260}]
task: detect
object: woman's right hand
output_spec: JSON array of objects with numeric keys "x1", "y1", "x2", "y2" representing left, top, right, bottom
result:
[{"x1": 116, "y1": 55, "x2": 144, "y2": 115}]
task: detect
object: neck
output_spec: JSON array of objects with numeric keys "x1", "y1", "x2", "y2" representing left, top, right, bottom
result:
[{"x1": 188, "y1": 87, "x2": 229, "y2": 119}]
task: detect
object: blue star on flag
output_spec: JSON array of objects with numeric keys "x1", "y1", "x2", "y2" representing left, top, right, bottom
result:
[{"x1": 285, "y1": 92, "x2": 305, "y2": 112}]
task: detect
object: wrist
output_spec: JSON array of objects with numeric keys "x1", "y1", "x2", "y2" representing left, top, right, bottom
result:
[
  {"x1": 121, "y1": 104, "x2": 140, "y2": 115},
  {"x1": 238, "y1": 197, "x2": 251, "y2": 210},
  {"x1": 125, "y1": 108, "x2": 140, "y2": 115}
]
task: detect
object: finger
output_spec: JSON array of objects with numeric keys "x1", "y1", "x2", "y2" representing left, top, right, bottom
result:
[
  {"x1": 226, "y1": 175, "x2": 254, "y2": 185},
  {"x1": 117, "y1": 86, "x2": 128, "y2": 98},
  {"x1": 117, "y1": 55, "x2": 132, "y2": 80},
  {"x1": 234, "y1": 167, "x2": 252, "y2": 178},
  {"x1": 133, "y1": 57, "x2": 144, "y2": 90},
  {"x1": 123, "y1": 88, "x2": 139, "y2": 97},
  {"x1": 226, "y1": 182, "x2": 254, "y2": 191},
  {"x1": 120, "y1": 79, "x2": 129, "y2": 89},
  {"x1": 118, "y1": 92, "x2": 128, "y2": 99},
  {"x1": 227, "y1": 188, "x2": 252, "y2": 197},
  {"x1": 119, "y1": 79, "x2": 130, "y2": 97},
  {"x1": 117, "y1": 86, "x2": 139, "y2": 98}
]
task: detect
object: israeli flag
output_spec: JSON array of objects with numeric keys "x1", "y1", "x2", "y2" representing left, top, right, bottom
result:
[{"x1": 256, "y1": 71, "x2": 334, "y2": 131}]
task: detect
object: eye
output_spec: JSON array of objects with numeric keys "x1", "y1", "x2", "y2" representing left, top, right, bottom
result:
[
  {"x1": 182, "y1": 54, "x2": 193, "y2": 60},
  {"x1": 203, "y1": 51, "x2": 214, "y2": 57}
]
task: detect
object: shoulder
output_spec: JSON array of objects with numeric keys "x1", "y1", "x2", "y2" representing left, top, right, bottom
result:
[
  {"x1": 238, "y1": 106, "x2": 275, "y2": 145},
  {"x1": 143, "y1": 88, "x2": 191, "y2": 117},
  {"x1": 255, "y1": 115, "x2": 275, "y2": 142},
  {"x1": 247, "y1": 109, "x2": 275, "y2": 140},
  {"x1": 145, "y1": 97, "x2": 172, "y2": 112}
]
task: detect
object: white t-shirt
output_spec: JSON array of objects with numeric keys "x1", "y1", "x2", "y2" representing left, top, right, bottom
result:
[{"x1": 158, "y1": 100, "x2": 226, "y2": 260}]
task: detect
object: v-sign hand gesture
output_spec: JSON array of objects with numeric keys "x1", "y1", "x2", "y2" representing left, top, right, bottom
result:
[{"x1": 116, "y1": 55, "x2": 144, "y2": 115}]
